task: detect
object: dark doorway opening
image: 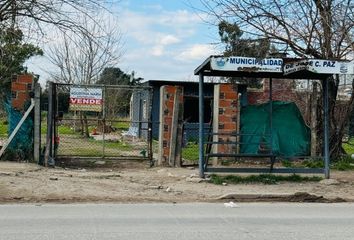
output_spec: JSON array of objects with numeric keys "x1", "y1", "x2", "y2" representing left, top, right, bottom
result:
[{"x1": 184, "y1": 96, "x2": 211, "y2": 123}]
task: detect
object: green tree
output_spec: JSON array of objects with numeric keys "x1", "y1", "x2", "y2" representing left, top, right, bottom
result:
[
  {"x1": 96, "y1": 68, "x2": 142, "y2": 86},
  {"x1": 97, "y1": 68, "x2": 142, "y2": 118},
  {"x1": 218, "y1": 20, "x2": 273, "y2": 88},
  {"x1": 0, "y1": 28, "x2": 43, "y2": 94},
  {"x1": 219, "y1": 20, "x2": 271, "y2": 58}
]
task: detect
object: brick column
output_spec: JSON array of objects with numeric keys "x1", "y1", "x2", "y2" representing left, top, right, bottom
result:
[
  {"x1": 212, "y1": 84, "x2": 239, "y2": 165},
  {"x1": 158, "y1": 85, "x2": 184, "y2": 166},
  {"x1": 11, "y1": 74, "x2": 34, "y2": 111}
]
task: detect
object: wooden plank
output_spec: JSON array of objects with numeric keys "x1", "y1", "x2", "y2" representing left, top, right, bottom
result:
[
  {"x1": 175, "y1": 88, "x2": 184, "y2": 167},
  {"x1": 169, "y1": 87, "x2": 181, "y2": 166}
]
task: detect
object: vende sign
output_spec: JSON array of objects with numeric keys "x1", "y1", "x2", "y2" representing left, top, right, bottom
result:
[{"x1": 69, "y1": 87, "x2": 102, "y2": 112}]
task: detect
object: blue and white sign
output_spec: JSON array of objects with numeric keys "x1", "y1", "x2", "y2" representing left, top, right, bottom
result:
[
  {"x1": 284, "y1": 59, "x2": 354, "y2": 75},
  {"x1": 210, "y1": 56, "x2": 283, "y2": 73}
]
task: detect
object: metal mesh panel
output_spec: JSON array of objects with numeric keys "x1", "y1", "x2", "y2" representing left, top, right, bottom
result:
[
  {"x1": 181, "y1": 123, "x2": 211, "y2": 165},
  {"x1": 53, "y1": 84, "x2": 153, "y2": 159}
]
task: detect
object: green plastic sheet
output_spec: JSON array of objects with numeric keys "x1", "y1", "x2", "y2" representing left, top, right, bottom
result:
[{"x1": 240, "y1": 101, "x2": 310, "y2": 157}]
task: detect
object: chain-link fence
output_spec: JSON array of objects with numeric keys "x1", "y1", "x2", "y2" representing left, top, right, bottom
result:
[
  {"x1": 49, "y1": 83, "x2": 153, "y2": 160},
  {"x1": 181, "y1": 123, "x2": 211, "y2": 165}
]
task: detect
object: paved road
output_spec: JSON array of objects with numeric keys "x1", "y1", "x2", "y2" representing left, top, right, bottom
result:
[{"x1": 1, "y1": 203, "x2": 354, "y2": 240}]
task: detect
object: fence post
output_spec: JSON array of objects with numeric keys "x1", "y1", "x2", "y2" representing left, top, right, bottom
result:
[
  {"x1": 34, "y1": 83, "x2": 41, "y2": 164},
  {"x1": 44, "y1": 82, "x2": 54, "y2": 167}
]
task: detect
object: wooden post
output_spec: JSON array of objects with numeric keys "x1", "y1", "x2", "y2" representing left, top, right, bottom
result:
[
  {"x1": 158, "y1": 86, "x2": 166, "y2": 166},
  {"x1": 175, "y1": 88, "x2": 184, "y2": 167},
  {"x1": 169, "y1": 87, "x2": 181, "y2": 166}
]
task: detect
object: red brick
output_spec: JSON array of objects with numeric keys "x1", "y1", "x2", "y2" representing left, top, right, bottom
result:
[
  {"x1": 17, "y1": 75, "x2": 33, "y2": 84},
  {"x1": 164, "y1": 117, "x2": 172, "y2": 125},
  {"x1": 219, "y1": 84, "x2": 234, "y2": 92},
  {"x1": 17, "y1": 92, "x2": 29, "y2": 102},
  {"x1": 223, "y1": 122, "x2": 237, "y2": 131},
  {"x1": 12, "y1": 99, "x2": 23, "y2": 109},
  {"x1": 219, "y1": 99, "x2": 232, "y2": 108},
  {"x1": 163, "y1": 132, "x2": 171, "y2": 140},
  {"x1": 218, "y1": 115, "x2": 232, "y2": 123},
  {"x1": 224, "y1": 108, "x2": 237, "y2": 115},
  {"x1": 165, "y1": 86, "x2": 177, "y2": 94},
  {"x1": 11, "y1": 82, "x2": 27, "y2": 91},
  {"x1": 165, "y1": 101, "x2": 174, "y2": 110},
  {"x1": 163, "y1": 148, "x2": 170, "y2": 156},
  {"x1": 224, "y1": 91, "x2": 238, "y2": 99}
]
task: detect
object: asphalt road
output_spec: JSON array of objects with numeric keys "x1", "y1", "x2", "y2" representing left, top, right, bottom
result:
[{"x1": 1, "y1": 203, "x2": 354, "y2": 240}]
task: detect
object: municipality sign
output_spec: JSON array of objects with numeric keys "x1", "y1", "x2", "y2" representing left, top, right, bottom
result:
[
  {"x1": 69, "y1": 87, "x2": 103, "y2": 112},
  {"x1": 284, "y1": 59, "x2": 354, "y2": 75},
  {"x1": 209, "y1": 56, "x2": 354, "y2": 75},
  {"x1": 210, "y1": 56, "x2": 283, "y2": 73}
]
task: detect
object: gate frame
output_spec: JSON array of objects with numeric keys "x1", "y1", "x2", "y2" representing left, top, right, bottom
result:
[{"x1": 45, "y1": 82, "x2": 154, "y2": 166}]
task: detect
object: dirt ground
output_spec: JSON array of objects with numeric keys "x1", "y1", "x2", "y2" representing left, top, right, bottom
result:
[{"x1": 1, "y1": 161, "x2": 354, "y2": 203}]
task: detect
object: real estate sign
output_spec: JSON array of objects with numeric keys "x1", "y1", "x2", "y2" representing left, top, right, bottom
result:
[{"x1": 69, "y1": 87, "x2": 103, "y2": 112}]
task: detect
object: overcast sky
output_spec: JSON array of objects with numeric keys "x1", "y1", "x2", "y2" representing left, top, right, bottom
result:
[{"x1": 26, "y1": 0, "x2": 222, "y2": 84}]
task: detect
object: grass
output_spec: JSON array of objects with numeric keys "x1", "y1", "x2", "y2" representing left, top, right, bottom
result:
[
  {"x1": 112, "y1": 121, "x2": 130, "y2": 131},
  {"x1": 0, "y1": 122, "x2": 7, "y2": 137},
  {"x1": 280, "y1": 156, "x2": 354, "y2": 171},
  {"x1": 331, "y1": 156, "x2": 354, "y2": 171},
  {"x1": 343, "y1": 138, "x2": 354, "y2": 154},
  {"x1": 209, "y1": 174, "x2": 322, "y2": 185},
  {"x1": 182, "y1": 142, "x2": 199, "y2": 162},
  {"x1": 89, "y1": 138, "x2": 134, "y2": 151}
]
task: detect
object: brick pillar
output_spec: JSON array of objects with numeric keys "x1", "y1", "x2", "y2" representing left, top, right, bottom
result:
[
  {"x1": 11, "y1": 74, "x2": 34, "y2": 111},
  {"x1": 158, "y1": 85, "x2": 184, "y2": 166},
  {"x1": 212, "y1": 84, "x2": 239, "y2": 165}
]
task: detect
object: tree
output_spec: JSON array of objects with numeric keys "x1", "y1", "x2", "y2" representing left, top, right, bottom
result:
[
  {"x1": 218, "y1": 20, "x2": 273, "y2": 88},
  {"x1": 219, "y1": 20, "x2": 271, "y2": 58},
  {"x1": 0, "y1": 27, "x2": 43, "y2": 94},
  {"x1": 47, "y1": 15, "x2": 122, "y2": 85},
  {"x1": 47, "y1": 16, "x2": 122, "y2": 137},
  {"x1": 201, "y1": 0, "x2": 354, "y2": 157},
  {"x1": 97, "y1": 68, "x2": 142, "y2": 118},
  {"x1": 0, "y1": 0, "x2": 106, "y2": 37}
]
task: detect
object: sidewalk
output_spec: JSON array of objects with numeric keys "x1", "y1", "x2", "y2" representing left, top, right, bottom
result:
[{"x1": 1, "y1": 162, "x2": 354, "y2": 203}]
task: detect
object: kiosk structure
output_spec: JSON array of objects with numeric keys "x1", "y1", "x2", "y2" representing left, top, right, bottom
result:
[{"x1": 194, "y1": 56, "x2": 354, "y2": 178}]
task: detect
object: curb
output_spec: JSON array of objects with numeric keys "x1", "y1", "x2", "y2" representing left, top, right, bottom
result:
[{"x1": 217, "y1": 192, "x2": 347, "y2": 203}]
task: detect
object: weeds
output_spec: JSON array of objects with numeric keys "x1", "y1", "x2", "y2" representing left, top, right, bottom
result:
[{"x1": 209, "y1": 174, "x2": 322, "y2": 185}]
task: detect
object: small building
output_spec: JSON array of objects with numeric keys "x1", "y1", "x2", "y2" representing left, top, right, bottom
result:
[{"x1": 131, "y1": 79, "x2": 312, "y2": 166}]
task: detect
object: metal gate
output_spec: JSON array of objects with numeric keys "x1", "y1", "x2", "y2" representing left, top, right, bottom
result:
[{"x1": 45, "y1": 82, "x2": 153, "y2": 164}]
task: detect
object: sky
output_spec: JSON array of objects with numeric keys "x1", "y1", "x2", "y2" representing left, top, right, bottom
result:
[{"x1": 26, "y1": 0, "x2": 222, "y2": 84}]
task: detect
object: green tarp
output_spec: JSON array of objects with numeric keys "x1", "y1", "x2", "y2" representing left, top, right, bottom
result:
[{"x1": 240, "y1": 101, "x2": 310, "y2": 157}]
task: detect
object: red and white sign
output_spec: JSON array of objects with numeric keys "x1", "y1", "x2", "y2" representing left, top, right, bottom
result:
[{"x1": 69, "y1": 87, "x2": 102, "y2": 112}]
